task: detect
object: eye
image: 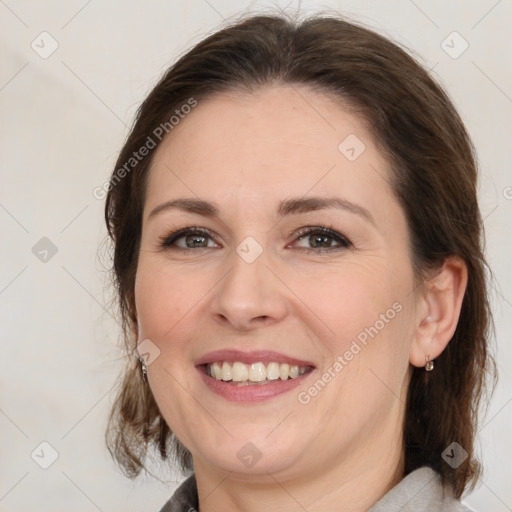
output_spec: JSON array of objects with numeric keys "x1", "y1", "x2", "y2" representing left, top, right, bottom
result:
[
  {"x1": 159, "y1": 227, "x2": 218, "y2": 250},
  {"x1": 291, "y1": 226, "x2": 352, "y2": 253},
  {"x1": 158, "y1": 225, "x2": 352, "y2": 253}
]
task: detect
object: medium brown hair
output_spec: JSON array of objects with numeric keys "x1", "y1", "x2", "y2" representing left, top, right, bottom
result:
[{"x1": 105, "y1": 12, "x2": 495, "y2": 497}]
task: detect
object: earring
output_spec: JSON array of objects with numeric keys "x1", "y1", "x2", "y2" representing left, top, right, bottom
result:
[
  {"x1": 425, "y1": 354, "x2": 434, "y2": 372},
  {"x1": 140, "y1": 358, "x2": 148, "y2": 382}
]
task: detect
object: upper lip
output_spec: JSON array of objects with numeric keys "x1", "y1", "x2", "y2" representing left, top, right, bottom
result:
[{"x1": 195, "y1": 349, "x2": 316, "y2": 368}]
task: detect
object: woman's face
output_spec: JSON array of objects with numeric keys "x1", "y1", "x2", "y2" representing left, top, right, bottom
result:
[{"x1": 135, "y1": 85, "x2": 420, "y2": 481}]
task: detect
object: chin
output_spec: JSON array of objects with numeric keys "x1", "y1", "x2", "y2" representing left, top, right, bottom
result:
[{"x1": 191, "y1": 432, "x2": 306, "y2": 478}]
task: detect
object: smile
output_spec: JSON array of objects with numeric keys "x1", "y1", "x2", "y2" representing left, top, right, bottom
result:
[
  {"x1": 195, "y1": 350, "x2": 316, "y2": 402},
  {"x1": 205, "y1": 361, "x2": 313, "y2": 385}
]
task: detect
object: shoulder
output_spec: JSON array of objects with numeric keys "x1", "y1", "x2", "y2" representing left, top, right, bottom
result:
[
  {"x1": 158, "y1": 474, "x2": 198, "y2": 512},
  {"x1": 369, "y1": 467, "x2": 478, "y2": 512}
]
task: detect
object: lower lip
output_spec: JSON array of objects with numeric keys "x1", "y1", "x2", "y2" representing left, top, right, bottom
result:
[{"x1": 197, "y1": 366, "x2": 315, "y2": 403}]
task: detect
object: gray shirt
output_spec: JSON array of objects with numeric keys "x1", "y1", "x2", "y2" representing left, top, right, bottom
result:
[{"x1": 158, "y1": 467, "x2": 476, "y2": 511}]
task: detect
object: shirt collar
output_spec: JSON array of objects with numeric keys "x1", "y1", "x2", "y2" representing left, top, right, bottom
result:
[{"x1": 160, "y1": 467, "x2": 465, "y2": 512}]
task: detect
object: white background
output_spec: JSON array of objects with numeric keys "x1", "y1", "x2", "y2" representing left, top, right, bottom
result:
[{"x1": 1, "y1": 1, "x2": 511, "y2": 511}]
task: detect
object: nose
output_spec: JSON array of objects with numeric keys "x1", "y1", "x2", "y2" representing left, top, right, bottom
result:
[{"x1": 210, "y1": 246, "x2": 288, "y2": 331}]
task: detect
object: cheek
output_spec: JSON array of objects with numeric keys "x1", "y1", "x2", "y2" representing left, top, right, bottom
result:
[
  {"x1": 292, "y1": 262, "x2": 413, "y2": 418},
  {"x1": 134, "y1": 260, "x2": 208, "y2": 442},
  {"x1": 134, "y1": 259, "x2": 206, "y2": 350},
  {"x1": 291, "y1": 256, "x2": 414, "y2": 397},
  {"x1": 291, "y1": 259, "x2": 397, "y2": 345}
]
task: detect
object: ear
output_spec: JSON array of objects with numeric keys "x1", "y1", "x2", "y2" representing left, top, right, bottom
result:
[{"x1": 410, "y1": 257, "x2": 468, "y2": 368}]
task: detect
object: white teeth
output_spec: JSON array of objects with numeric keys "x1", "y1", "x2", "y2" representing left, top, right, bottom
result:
[
  {"x1": 206, "y1": 361, "x2": 310, "y2": 383},
  {"x1": 232, "y1": 362, "x2": 249, "y2": 381},
  {"x1": 221, "y1": 362, "x2": 232, "y2": 381},
  {"x1": 266, "y1": 362, "x2": 281, "y2": 380},
  {"x1": 212, "y1": 362, "x2": 222, "y2": 379},
  {"x1": 249, "y1": 362, "x2": 266, "y2": 382}
]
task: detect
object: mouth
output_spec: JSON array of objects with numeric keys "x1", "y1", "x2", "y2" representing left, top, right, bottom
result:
[
  {"x1": 195, "y1": 349, "x2": 316, "y2": 401},
  {"x1": 200, "y1": 361, "x2": 314, "y2": 386}
]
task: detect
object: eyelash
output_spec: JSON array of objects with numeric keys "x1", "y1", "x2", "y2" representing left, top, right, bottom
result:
[{"x1": 158, "y1": 225, "x2": 352, "y2": 254}]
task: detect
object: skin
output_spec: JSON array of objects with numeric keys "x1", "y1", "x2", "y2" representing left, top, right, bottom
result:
[{"x1": 134, "y1": 85, "x2": 467, "y2": 511}]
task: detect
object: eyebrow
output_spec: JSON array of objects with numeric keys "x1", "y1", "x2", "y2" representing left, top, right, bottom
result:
[
  {"x1": 148, "y1": 196, "x2": 375, "y2": 225},
  {"x1": 278, "y1": 197, "x2": 374, "y2": 225}
]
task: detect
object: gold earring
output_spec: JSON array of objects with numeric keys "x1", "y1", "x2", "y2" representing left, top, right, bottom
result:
[{"x1": 425, "y1": 354, "x2": 434, "y2": 372}]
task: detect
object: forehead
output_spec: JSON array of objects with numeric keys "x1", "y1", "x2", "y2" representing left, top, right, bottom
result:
[{"x1": 144, "y1": 85, "x2": 394, "y2": 219}]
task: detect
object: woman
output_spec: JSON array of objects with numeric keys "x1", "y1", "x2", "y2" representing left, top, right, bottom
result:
[{"x1": 104, "y1": 12, "x2": 495, "y2": 512}]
